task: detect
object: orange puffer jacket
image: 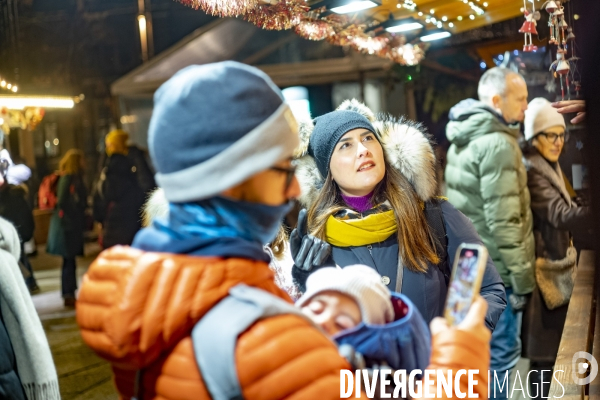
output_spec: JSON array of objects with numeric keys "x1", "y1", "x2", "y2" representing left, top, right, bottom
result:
[
  {"x1": 76, "y1": 246, "x2": 349, "y2": 400},
  {"x1": 77, "y1": 246, "x2": 490, "y2": 400}
]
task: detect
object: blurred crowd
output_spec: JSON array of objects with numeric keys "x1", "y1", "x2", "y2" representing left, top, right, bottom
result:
[{"x1": 0, "y1": 62, "x2": 591, "y2": 400}]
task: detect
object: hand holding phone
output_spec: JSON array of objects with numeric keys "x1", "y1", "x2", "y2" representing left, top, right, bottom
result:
[{"x1": 443, "y1": 243, "x2": 488, "y2": 326}]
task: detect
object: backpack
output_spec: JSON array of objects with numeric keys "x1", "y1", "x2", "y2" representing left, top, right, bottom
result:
[{"x1": 38, "y1": 173, "x2": 60, "y2": 210}]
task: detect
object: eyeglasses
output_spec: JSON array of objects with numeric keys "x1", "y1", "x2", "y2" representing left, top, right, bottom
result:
[
  {"x1": 539, "y1": 131, "x2": 569, "y2": 144},
  {"x1": 270, "y1": 165, "x2": 297, "y2": 192}
]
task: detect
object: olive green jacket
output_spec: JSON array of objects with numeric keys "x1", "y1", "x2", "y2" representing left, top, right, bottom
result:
[{"x1": 444, "y1": 99, "x2": 535, "y2": 294}]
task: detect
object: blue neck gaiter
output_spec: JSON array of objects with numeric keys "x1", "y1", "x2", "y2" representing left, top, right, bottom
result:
[{"x1": 133, "y1": 196, "x2": 292, "y2": 261}]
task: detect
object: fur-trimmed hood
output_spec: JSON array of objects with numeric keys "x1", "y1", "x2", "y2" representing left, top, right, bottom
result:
[{"x1": 294, "y1": 99, "x2": 438, "y2": 208}]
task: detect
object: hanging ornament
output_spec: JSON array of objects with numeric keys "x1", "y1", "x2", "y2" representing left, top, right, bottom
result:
[
  {"x1": 567, "y1": 27, "x2": 575, "y2": 40},
  {"x1": 545, "y1": 0, "x2": 558, "y2": 13},
  {"x1": 519, "y1": 1, "x2": 539, "y2": 52},
  {"x1": 550, "y1": 50, "x2": 571, "y2": 99}
]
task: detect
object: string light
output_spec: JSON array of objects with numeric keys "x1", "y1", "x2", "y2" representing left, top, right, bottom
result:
[
  {"x1": 0, "y1": 96, "x2": 76, "y2": 110},
  {"x1": 0, "y1": 76, "x2": 18, "y2": 93}
]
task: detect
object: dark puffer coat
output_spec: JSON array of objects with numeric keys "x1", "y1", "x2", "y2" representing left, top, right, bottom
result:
[
  {"x1": 521, "y1": 149, "x2": 591, "y2": 362},
  {"x1": 293, "y1": 99, "x2": 507, "y2": 330},
  {"x1": 47, "y1": 174, "x2": 87, "y2": 258},
  {"x1": 100, "y1": 154, "x2": 145, "y2": 248},
  {"x1": 0, "y1": 184, "x2": 34, "y2": 243}
]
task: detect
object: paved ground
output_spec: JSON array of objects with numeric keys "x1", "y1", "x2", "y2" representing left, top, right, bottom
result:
[{"x1": 29, "y1": 243, "x2": 118, "y2": 400}]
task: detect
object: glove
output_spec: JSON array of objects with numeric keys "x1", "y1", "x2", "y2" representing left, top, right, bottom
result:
[
  {"x1": 289, "y1": 209, "x2": 332, "y2": 272},
  {"x1": 509, "y1": 292, "x2": 529, "y2": 312}
]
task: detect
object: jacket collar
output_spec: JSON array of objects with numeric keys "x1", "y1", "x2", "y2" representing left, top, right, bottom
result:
[{"x1": 524, "y1": 150, "x2": 571, "y2": 206}]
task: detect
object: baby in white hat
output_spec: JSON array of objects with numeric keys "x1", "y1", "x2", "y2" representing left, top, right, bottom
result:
[
  {"x1": 296, "y1": 265, "x2": 432, "y2": 371},
  {"x1": 296, "y1": 265, "x2": 395, "y2": 336}
]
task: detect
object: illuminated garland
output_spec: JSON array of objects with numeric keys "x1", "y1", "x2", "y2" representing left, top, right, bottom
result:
[
  {"x1": 176, "y1": 0, "x2": 428, "y2": 65},
  {"x1": 0, "y1": 76, "x2": 18, "y2": 93}
]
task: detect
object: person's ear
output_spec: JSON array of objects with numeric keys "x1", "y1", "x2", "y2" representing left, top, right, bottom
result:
[
  {"x1": 491, "y1": 94, "x2": 502, "y2": 110},
  {"x1": 220, "y1": 180, "x2": 247, "y2": 201}
]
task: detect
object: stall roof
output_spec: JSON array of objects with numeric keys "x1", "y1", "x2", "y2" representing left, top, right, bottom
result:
[
  {"x1": 112, "y1": 0, "x2": 535, "y2": 96},
  {"x1": 111, "y1": 18, "x2": 393, "y2": 96},
  {"x1": 369, "y1": 0, "x2": 532, "y2": 34}
]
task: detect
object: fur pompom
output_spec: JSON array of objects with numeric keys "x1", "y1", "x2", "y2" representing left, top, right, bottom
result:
[{"x1": 336, "y1": 99, "x2": 376, "y2": 122}]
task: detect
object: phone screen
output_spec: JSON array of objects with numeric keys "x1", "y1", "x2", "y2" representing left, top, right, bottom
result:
[{"x1": 444, "y1": 246, "x2": 484, "y2": 326}]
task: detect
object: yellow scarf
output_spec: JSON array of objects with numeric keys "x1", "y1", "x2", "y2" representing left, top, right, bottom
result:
[{"x1": 325, "y1": 209, "x2": 398, "y2": 247}]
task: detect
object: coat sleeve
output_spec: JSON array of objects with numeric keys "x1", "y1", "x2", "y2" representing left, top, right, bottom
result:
[
  {"x1": 441, "y1": 201, "x2": 507, "y2": 331},
  {"x1": 476, "y1": 137, "x2": 535, "y2": 295},
  {"x1": 527, "y1": 169, "x2": 590, "y2": 232},
  {"x1": 421, "y1": 329, "x2": 489, "y2": 400}
]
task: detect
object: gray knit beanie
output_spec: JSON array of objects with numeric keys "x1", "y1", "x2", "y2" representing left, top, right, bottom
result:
[
  {"x1": 296, "y1": 265, "x2": 394, "y2": 325},
  {"x1": 308, "y1": 110, "x2": 377, "y2": 179},
  {"x1": 148, "y1": 61, "x2": 299, "y2": 203}
]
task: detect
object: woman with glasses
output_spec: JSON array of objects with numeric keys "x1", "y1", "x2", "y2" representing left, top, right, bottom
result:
[{"x1": 521, "y1": 97, "x2": 590, "y2": 397}]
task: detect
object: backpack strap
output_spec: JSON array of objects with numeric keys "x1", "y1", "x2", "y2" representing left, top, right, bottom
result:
[
  {"x1": 424, "y1": 198, "x2": 450, "y2": 284},
  {"x1": 191, "y1": 285, "x2": 317, "y2": 400}
]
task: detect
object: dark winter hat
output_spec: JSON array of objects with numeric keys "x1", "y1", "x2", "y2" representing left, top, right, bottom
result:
[
  {"x1": 308, "y1": 110, "x2": 377, "y2": 178},
  {"x1": 148, "y1": 61, "x2": 299, "y2": 202}
]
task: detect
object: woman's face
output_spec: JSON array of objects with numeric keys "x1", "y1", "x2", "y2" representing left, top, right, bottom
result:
[
  {"x1": 301, "y1": 291, "x2": 361, "y2": 336},
  {"x1": 329, "y1": 128, "x2": 385, "y2": 197},
  {"x1": 533, "y1": 125, "x2": 565, "y2": 163}
]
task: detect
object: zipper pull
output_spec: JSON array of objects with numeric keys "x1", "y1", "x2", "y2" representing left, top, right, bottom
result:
[{"x1": 367, "y1": 244, "x2": 373, "y2": 255}]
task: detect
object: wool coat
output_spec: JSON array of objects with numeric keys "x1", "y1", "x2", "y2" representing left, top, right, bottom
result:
[
  {"x1": 445, "y1": 99, "x2": 536, "y2": 295},
  {"x1": 521, "y1": 149, "x2": 590, "y2": 362},
  {"x1": 0, "y1": 184, "x2": 34, "y2": 244},
  {"x1": 99, "y1": 154, "x2": 145, "y2": 248},
  {"x1": 47, "y1": 174, "x2": 87, "y2": 258},
  {"x1": 294, "y1": 99, "x2": 506, "y2": 330}
]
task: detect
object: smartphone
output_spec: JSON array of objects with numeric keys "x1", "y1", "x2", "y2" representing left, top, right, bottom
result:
[{"x1": 443, "y1": 243, "x2": 488, "y2": 326}]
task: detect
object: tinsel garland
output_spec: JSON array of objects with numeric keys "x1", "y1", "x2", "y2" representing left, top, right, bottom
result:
[
  {"x1": 177, "y1": 0, "x2": 427, "y2": 65},
  {"x1": 178, "y1": 0, "x2": 257, "y2": 16},
  {"x1": 295, "y1": 19, "x2": 334, "y2": 41},
  {"x1": 243, "y1": 0, "x2": 307, "y2": 30}
]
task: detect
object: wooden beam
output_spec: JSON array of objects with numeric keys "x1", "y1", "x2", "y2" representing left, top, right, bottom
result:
[
  {"x1": 420, "y1": 59, "x2": 479, "y2": 81},
  {"x1": 243, "y1": 34, "x2": 297, "y2": 65},
  {"x1": 549, "y1": 250, "x2": 595, "y2": 400}
]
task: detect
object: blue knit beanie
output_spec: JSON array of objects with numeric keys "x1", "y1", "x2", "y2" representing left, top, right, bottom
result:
[
  {"x1": 308, "y1": 110, "x2": 377, "y2": 178},
  {"x1": 148, "y1": 61, "x2": 299, "y2": 202}
]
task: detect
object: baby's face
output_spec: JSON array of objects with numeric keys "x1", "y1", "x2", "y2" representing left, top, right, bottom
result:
[{"x1": 301, "y1": 291, "x2": 361, "y2": 336}]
